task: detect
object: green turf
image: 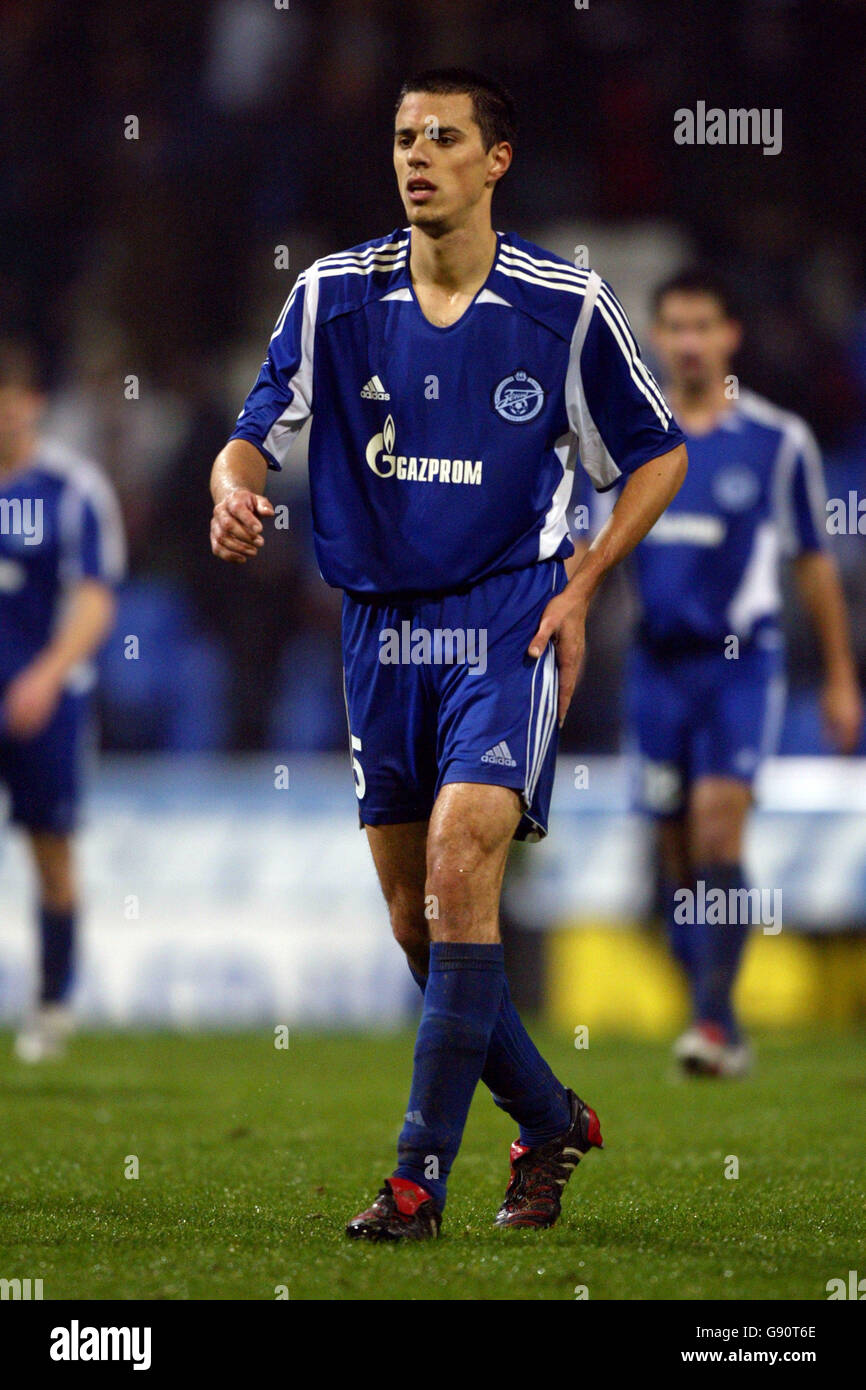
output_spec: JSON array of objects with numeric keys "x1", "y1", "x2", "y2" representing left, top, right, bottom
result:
[{"x1": 0, "y1": 1026, "x2": 863, "y2": 1300}]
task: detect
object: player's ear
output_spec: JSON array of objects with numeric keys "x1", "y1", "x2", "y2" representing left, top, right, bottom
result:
[
  {"x1": 726, "y1": 317, "x2": 743, "y2": 356},
  {"x1": 487, "y1": 141, "x2": 512, "y2": 185}
]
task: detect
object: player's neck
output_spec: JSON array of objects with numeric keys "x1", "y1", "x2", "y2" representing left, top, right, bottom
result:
[
  {"x1": 668, "y1": 379, "x2": 735, "y2": 434},
  {"x1": 409, "y1": 221, "x2": 498, "y2": 294}
]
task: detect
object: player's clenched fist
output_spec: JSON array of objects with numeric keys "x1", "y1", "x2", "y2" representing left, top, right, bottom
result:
[{"x1": 210, "y1": 488, "x2": 274, "y2": 563}]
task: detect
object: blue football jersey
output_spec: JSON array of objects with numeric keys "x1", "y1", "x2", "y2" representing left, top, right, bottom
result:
[
  {"x1": 230, "y1": 228, "x2": 684, "y2": 597},
  {"x1": 0, "y1": 442, "x2": 126, "y2": 690},
  {"x1": 577, "y1": 388, "x2": 827, "y2": 648}
]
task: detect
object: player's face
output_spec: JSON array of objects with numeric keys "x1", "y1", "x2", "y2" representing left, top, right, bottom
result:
[
  {"x1": 652, "y1": 293, "x2": 742, "y2": 391},
  {"x1": 0, "y1": 384, "x2": 41, "y2": 460},
  {"x1": 393, "y1": 92, "x2": 510, "y2": 232}
]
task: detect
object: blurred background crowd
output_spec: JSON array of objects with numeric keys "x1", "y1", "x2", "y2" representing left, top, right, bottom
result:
[{"x1": 3, "y1": 0, "x2": 865, "y2": 755}]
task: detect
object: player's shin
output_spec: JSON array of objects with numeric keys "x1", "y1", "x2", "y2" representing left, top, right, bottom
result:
[
  {"x1": 406, "y1": 961, "x2": 571, "y2": 1147},
  {"x1": 694, "y1": 863, "x2": 751, "y2": 1041},
  {"x1": 663, "y1": 874, "x2": 700, "y2": 980},
  {"x1": 395, "y1": 942, "x2": 505, "y2": 1211},
  {"x1": 39, "y1": 904, "x2": 76, "y2": 1003}
]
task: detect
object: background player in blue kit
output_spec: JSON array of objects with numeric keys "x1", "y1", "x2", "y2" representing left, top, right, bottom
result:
[
  {"x1": 578, "y1": 271, "x2": 862, "y2": 1078},
  {"x1": 210, "y1": 70, "x2": 687, "y2": 1240},
  {"x1": 0, "y1": 341, "x2": 125, "y2": 1061}
]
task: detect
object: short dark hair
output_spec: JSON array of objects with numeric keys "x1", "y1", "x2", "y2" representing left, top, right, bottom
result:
[
  {"x1": 396, "y1": 67, "x2": 516, "y2": 152},
  {"x1": 0, "y1": 338, "x2": 41, "y2": 391},
  {"x1": 652, "y1": 268, "x2": 739, "y2": 321}
]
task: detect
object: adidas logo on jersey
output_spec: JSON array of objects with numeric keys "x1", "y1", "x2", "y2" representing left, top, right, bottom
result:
[
  {"x1": 481, "y1": 741, "x2": 517, "y2": 768},
  {"x1": 361, "y1": 375, "x2": 390, "y2": 401}
]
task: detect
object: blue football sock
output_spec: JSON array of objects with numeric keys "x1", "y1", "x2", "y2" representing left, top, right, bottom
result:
[
  {"x1": 395, "y1": 942, "x2": 505, "y2": 1211},
  {"x1": 663, "y1": 874, "x2": 699, "y2": 981},
  {"x1": 694, "y1": 864, "x2": 751, "y2": 1042},
  {"x1": 39, "y1": 906, "x2": 75, "y2": 1003},
  {"x1": 407, "y1": 961, "x2": 570, "y2": 1148}
]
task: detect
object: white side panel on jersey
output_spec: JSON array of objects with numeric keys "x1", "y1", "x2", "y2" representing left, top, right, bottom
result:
[
  {"x1": 38, "y1": 442, "x2": 127, "y2": 694},
  {"x1": 740, "y1": 389, "x2": 828, "y2": 557},
  {"x1": 538, "y1": 432, "x2": 578, "y2": 561},
  {"x1": 40, "y1": 441, "x2": 127, "y2": 585},
  {"x1": 564, "y1": 270, "x2": 621, "y2": 490},
  {"x1": 774, "y1": 418, "x2": 828, "y2": 556},
  {"x1": 726, "y1": 519, "x2": 782, "y2": 637}
]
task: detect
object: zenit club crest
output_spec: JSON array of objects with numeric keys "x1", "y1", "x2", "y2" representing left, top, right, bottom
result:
[
  {"x1": 712, "y1": 465, "x2": 760, "y2": 512},
  {"x1": 492, "y1": 370, "x2": 545, "y2": 423}
]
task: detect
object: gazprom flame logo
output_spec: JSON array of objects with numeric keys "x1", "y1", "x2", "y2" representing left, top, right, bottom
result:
[
  {"x1": 366, "y1": 413, "x2": 397, "y2": 477},
  {"x1": 364, "y1": 414, "x2": 484, "y2": 486}
]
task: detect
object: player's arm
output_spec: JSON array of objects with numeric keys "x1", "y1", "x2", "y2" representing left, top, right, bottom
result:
[
  {"x1": 530, "y1": 444, "x2": 687, "y2": 723},
  {"x1": 210, "y1": 439, "x2": 274, "y2": 564},
  {"x1": 211, "y1": 271, "x2": 313, "y2": 565},
  {"x1": 532, "y1": 273, "x2": 688, "y2": 724},
  {"x1": 3, "y1": 578, "x2": 116, "y2": 739},
  {"x1": 565, "y1": 443, "x2": 687, "y2": 597},
  {"x1": 563, "y1": 543, "x2": 587, "y2": 581},
  {"x1": 782, "y1": 423, "x2": 862, "y2": 752},
  {"x1": 793, "y1": 549, "x2": 862, "y2": 752}
]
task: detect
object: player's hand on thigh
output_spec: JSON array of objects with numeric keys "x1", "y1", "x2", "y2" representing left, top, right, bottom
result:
[
  {"x1": 528, "y1": 591, "x2": 587, "y2": 727},
  {"x1": 210, "y1": 488, "x2": 274, "y2": 563}
]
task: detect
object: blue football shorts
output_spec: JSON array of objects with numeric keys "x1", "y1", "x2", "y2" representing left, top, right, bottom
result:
[
  {"x1": 0, "y1": 690, "x2": 85, "y2": 834},
  {"x1": 341, "y1": 558, "x2": 567, "y2": 841},
  {"x1": 627, "y1": 638, "x2": 786, "y2": 818}
]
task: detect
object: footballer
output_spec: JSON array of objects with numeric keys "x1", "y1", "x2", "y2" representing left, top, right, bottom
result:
[
  {"x1": 210, "y1": 70, "x2": 687, "y2": 1239},
  {"x1": 578, "y1": 270, "x2": 862, "y2": 1078},
  {"x1": 0, "y1": 340, "x2": 125, "y2": 1061}
]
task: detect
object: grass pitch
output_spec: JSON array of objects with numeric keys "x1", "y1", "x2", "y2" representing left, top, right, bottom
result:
[{"x1": 0, "y1": 1026, "x2": 863, "y2": 1301}]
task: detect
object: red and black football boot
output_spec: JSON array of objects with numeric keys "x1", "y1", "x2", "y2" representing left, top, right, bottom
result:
[
  {"x1": 345, "y1": 1176, "x2": 442, "y2": 1242},
  {"x1": 494, "y1": 1089, "x2": 603, "y2": 1229}
]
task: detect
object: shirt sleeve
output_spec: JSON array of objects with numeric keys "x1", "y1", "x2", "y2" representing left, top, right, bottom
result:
[
  {"x1": 565, "y1": 272, "x2": 685, "y2": 492},
  {"x1": 229, "y1": 270, "x2": 315, "y2": 471},
  {"x1": 777, "y1": 419, "x2": 828, "y2": 556},
  {"x1": 61, "y1": 470, "x2": 126, "y2": 587}
]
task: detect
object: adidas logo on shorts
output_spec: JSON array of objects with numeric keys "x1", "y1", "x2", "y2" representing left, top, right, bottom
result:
[
  {"x1": 360, "y1": 375, "x2": 390, "y2": 401},
  {"x1": 481, "y1": 740, "x2": 517, "y2": 768}
]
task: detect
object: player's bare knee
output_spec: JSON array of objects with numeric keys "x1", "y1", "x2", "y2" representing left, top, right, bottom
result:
[
  {"x1": 29, "y1": 833, "x2": 75, "y2": 910},
  {"x1": 690, "y1": 780, "x2": 750, "y2": 864},
  {"x1": 37, "y1": 868, "x2": 76, "y2": 912},
  {"x1": 690, "y1": 805, "x2": 743, "y2": 864},
  {"x1": 427, "y1": 827, "x2": 482, "y2": 883}
]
